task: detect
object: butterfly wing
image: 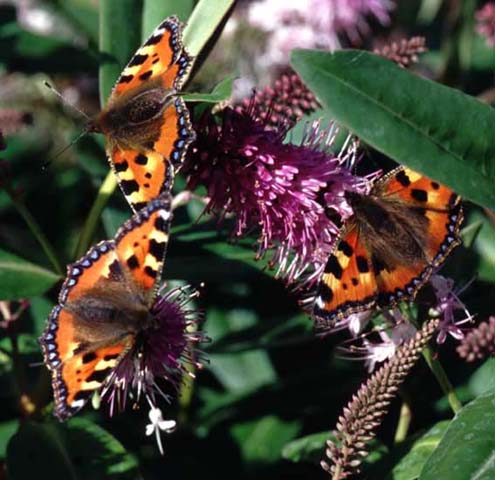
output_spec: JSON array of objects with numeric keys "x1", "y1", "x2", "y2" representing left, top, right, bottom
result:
[
  {"x1": 111, "y1": 16, "x2": 191, "y2": 97},
  {"x1": 376, "y1": 166, "x2": 463, "y2": 266},
  {"x1": 104, "y1": 16, "x2": 195, "y2": 211},
  {"x1": 314, "y1": 226, "x2": 379, "y2": 327},
  {"x1": 40, "y1": 195, "x2": 172, "y2": 419},
  {"x1": 114, "y1": 194, "x2": 172, "y2": 299},
  {"x1": 313, "y1": 166, "x2": 463, "y2": 328}
]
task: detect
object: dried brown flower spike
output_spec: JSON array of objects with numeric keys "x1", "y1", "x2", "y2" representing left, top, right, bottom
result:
[
  {"x1": 457, "y1": 316, "x2": 495, "y2": 362},
  {"x1": 236, "y1": 71, "x2": 320, "y2": 128},
  {"x1": 322, "y1": 319, "x2": 439, "y2": 479},
  {"x1": 374, "y1": 36, "x2": 427, "y2": 68}
]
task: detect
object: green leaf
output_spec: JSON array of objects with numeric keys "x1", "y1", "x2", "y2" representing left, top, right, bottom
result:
[
  {"x1": 391, "y1": 421, "x2": 450, "y2": 480},
  {"x1": 469, "y1": 210, "x2": 495, "y2": 282},
  {"x1": 183, "y1": 0, "x2": 235, "y2": 58},
  {"x1": 206, "y1": 308, "x2": 277, "y2": 392},
  {"x1": 101, "y1": 206, "x2": 130, "y2": 238},
  {"x1": 0, "y1": 249, "x2": 60, "y2": 300},
  {"x1": 181, "y1": 75, "x2": 235, "y2": 103},
  {"x1": 420, "y1": 391, "x2": 495, "y2": 480},
  {"x1": 291, "y1": 49, "x2": 495, "y2": 209},
  {"x1": 6, "y1": 419, "x2": 140, "y2": 480},
  {"x1": 54, "y1": 0, "x2": 99, "y2": 44},
  {"x1": 231, "y1": 415, "x2": 301, "y2": 464},
  {"x1": 0, "y1": 420, "x2": 18, "y2": 459},
  {"x1": 99, "y1": 0, "x2": 142, "y2": 104},
  {"x1": 282, "y1": 430, "x2": 330, "y2": 463},
  {"x1": 141, "y1": 0, "x2": 194, "y2": 41},
  {"x1": 468, "y1": 358, "x2": 495, "y2": 397}
]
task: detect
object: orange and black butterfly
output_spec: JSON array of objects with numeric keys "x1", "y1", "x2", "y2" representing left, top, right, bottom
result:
[
  {"x1": 40, "y1": 195, "x2": 172, "y2": 419},
  {"x1": 313, "y1": 166, "x2": 463, "y2": 328},
  {"x1": 88, "y1": 16, "x2": 195, "y2": 212}
]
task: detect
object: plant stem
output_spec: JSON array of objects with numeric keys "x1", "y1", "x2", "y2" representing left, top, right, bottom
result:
[
  {"x1": 12, "y1": 198, "x2": 63, "y2": 275},
  {"x1": 394, "y1": 399, "x2": 412, "y2": 444},
  {"x1": 74, "y1": 171, "x2": 118, "y2": 259},
  {"x1": 422, "y1": 345, "x2": 462, "y2": 414}
]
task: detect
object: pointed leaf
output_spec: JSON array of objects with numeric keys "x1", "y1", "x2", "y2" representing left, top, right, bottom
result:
[
  {"x1": 420, "y1": 391, "x2": 495, "y2": 480},
  {"x1": 291, "y1": 49, "x2": 495, "y2": 209},
  {"x1": 0, "y1": 249, "x2": 60, "y2": 300}
]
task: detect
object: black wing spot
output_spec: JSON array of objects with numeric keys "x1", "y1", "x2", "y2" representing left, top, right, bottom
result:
[
  {"x1": 145, "y1": 172, "x2": 152, "y2": 179},
  {"x1": 149, "y1": 239, "x2": 166, "y2": 261},
  {"x1": 114, "y1": 160, "x2": 128, "y2": 173},
  {"x1": 86, "y1": 368, "x2": 111, "y2": 384},
  {"x1": 319, "y1": 283, "x2": 334, "y2": 303},
  {"x1": 411, "y1": 189, "x2": 428, "y2": 202},
  {"x1": 338, "y1": 240, "x2": 354, "y2": 257},
  {"x1": 396, "y1": 170, "x2": 411, "y2": 187},
  {"x1": 144, "y1": 266, "x2": 157, "y2": 279},
  {"x1": 118, "y1": 74, "x2": 133, "y2": 84},
  {"x1": 139, "y1": 70, "x2": 153, "y2": 81},
  {"x1": 126, "y1": 255, "x2": 140, "y2": 269},
  {"x1": 324, "y1": 255, "x2": 343, "y2": 279},
  {"x1": 356, "y1": 256, "x2": 369, "y2": 273},
  {"x1": 82, "y1": 352, "x2": 97, "y2": 364},
  {"x1": 104, "y1": 353, "x2": 120, "y2": 361},
  {"x1": 128, "y1": 53, "x2": 148, "y2": 67},
  {"x1": 154, "y1": 216, "x2": 168, "y2": 232},
  {"x1": 135, "y1": 154, "x2": 148, "y2": 165},
  {"x1": 145, "y1": 34, "x2": 162, "y2": 46},
  {"x1": 431, "y1": 181, "x2": 440, "y2": 190},
  {"x1": 351, "y1": 277, "x2": 359, "y2": 286},
  {"x1": 372, "y1": 256, "x2": 386, "y2": 275},
  {"x1": 121, "y1": 180, "x2": 140, "y2": 195}
]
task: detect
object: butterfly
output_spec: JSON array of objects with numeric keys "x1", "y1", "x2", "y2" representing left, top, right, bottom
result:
[
  {"x1": 40, "y1": 195, "x2": 172, "y2": 420},
  {"x1": 87, "y1": 16, "x2": 195, "y2": 212},
  {"x1": 313, "y1": 166, "x2": 463, "y2": 328}
]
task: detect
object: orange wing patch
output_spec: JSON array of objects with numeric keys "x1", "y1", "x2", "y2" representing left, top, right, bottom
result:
[
  {"x1": 115, "y1": 195, "x2": 172, "y2": 295},
  {"x1": 379, "y1": 166, "x2": 460, "y2": 211},
  {"x1": 57, "y1": 241, "x2": 118, "y2": 304},
  {"x1": 314, "y1": 228, "x2": 378, "y2": 326},
  {"x1": 111, "y1": 146, "x2": 172, "y2": 212}
]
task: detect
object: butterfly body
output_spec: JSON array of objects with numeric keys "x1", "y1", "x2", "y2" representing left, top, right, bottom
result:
[
  {"x1": 40, "y1": 196, "x2": 172, "y2": 419},
  {"x1": 313, "y1": 166, "x2": 463, "y2": 328},
  {"x1": 90, "y1": 16, "x2": 195, "y2": 212}
]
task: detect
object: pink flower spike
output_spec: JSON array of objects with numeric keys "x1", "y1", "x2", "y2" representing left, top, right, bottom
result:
[
  {"x1": 430, "y1": 275, "x2": 475, "y2": 344},
  {"x1": 476, "y1": 2, "x2": 495, "y2": 47}
]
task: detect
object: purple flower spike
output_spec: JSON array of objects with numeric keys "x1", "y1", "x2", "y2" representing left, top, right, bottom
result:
[
  {"x1": 184, "y1": 107, "x2": 372, "y2": 286},
  {"x1": 101, "y1": 286, "x2": 205, "y2": 416}
]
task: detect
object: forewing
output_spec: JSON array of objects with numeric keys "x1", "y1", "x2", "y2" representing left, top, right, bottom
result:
[
  {"x1": 111, "y1": 16, "x2": 192, "y2": 97},
  {"x1": 377, "y1": 166, "x2": 463, "y2": 268}
]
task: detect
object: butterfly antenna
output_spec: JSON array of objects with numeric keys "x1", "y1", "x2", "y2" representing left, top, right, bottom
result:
[
  {"x1": 44, "y1": 81, "x2": 90, "y2": 121},
  {"x1": 41, "y1": 128, "x2": 89, "y2": 171}
]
